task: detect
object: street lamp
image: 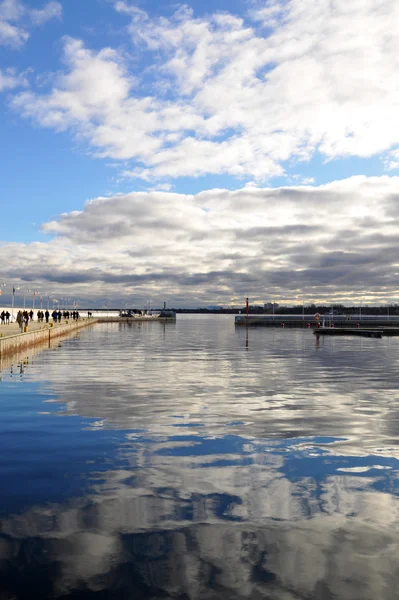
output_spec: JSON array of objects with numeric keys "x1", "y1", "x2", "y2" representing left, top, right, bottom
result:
[
  {"x1": 11, "y1": 285, "x2": 19, "y2": 320},
  {"x1": 23, "y1": 288, "x2": 32, "y2": 310}
]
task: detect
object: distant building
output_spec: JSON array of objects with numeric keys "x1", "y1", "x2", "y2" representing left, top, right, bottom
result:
[{"x1": 264, "y1": 302, "x2": 279, "y2": 310}]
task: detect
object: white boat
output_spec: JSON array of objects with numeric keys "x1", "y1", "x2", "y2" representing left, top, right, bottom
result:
[{"x1": 119, "y1": 309, "x2": 176, "y2": 319}]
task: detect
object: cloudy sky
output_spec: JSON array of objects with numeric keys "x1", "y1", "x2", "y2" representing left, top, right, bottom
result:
[{"x1": 1, "y1": 0, "x2": 399, "y2": 307}]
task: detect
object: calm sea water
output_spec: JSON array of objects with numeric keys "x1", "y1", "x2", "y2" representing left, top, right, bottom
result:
[{"x1": 0, "y1": 315, "x2": 399, "y2": 599}]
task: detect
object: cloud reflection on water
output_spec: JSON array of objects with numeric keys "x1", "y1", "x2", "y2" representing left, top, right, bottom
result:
[
  {"x1": 1, "y1": 317, "x2": 399, "y2": 598},
  {"x1": 28, "y1": 320, "x2": 399, "y2": 452}
]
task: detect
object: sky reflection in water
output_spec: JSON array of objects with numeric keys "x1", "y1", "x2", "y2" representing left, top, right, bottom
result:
[{"x1": 0, "y1": 315, "x2": 398, "y2": 599}]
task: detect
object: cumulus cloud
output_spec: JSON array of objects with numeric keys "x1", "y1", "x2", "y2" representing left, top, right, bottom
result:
[
  {"x1": 11, "y1": 0, "x2": 399, "y2": 181},
  {"x1": 0, "y1": 66, "x2": 26, "y2": 91},
  {"x1": 0, "y1": 0, "x2": 61, "y2": 47},
  {"x1": 1, "y1": 177, "x2": 399, "y2": 306}
]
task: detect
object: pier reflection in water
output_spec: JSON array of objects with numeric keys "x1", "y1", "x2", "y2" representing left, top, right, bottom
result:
[{"x1": 0, "y1": 315, "x2": 399, "y2": 599}]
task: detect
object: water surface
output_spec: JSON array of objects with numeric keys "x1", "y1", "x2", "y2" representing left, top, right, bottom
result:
[{"x1": 0, "y1": 315, "x2": 398, "y2": 599}]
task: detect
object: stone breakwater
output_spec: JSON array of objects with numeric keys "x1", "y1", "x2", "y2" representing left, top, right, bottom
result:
[{"x1": 0, "y1": 319, "x2": 97, "y2": 360}]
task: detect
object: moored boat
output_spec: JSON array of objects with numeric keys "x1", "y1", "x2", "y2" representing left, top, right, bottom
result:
[{"x1": 119, "y1": 309, "x2": 176, "y2": 320}]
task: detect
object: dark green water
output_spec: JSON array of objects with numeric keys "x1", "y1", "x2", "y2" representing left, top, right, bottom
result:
[{"x1": 0, "y1": 315, "x2": 398, "y2": 599}]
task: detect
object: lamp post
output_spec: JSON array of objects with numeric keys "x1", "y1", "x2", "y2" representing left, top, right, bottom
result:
[
  {"x1": 23, "y1": 288, "x2": 31, "y2": 310},
  {"x1": 11, "y1": 285, "x2": 19, "y2": 321}
]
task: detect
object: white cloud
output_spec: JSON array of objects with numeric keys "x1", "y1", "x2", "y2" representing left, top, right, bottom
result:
[
  {"x1": 384, "y1": 149, "x2": 399, "y2": 171},
  {"x1": 29, "y1": 1, "x2": 62, "y2": 26},
  {"x1": 1, "y1": 177, "x2": 399, "y2": 306},
  {"x1": 0, "y1": 0, "x2": 23, "y2": 20},
  {"x1": 10, "y1": 0, "x2": 399, "y2": 180},
  {"x1": 0, "y1": 0, "x2": 28, "y2": 47},
  {"x1": 0, "y1": 67, "x2": 26, "y2": 91},
  {"x1": 0, "y1": 0, "x2": 61, "y2": 47}
]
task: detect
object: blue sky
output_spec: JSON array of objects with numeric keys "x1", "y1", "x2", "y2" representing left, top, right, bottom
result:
[{"x1": 1, "y1": 0, "x2": 399, "y2": 306}]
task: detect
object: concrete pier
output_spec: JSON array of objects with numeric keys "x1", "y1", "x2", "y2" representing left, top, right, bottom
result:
[
  {"x1": 314, "y1": 328, "x2": 383, "y2": 338},
  {"x1": 235, "y1": 314, "x2": 399, "y2": 328},
  {"x1": 0, "y1": 318, "x2": 97, "y2": 359}
]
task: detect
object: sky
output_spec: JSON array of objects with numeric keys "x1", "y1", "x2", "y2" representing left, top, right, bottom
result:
[{"x1": 1, "y1": 0, "x2": 399, "y2": 308}]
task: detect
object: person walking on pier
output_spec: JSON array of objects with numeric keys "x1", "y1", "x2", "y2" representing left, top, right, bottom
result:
[
  {"x1": 5, "y1": 311, "x2": 10, "y2": 324},
  {"x1": 45, "y1": 310, "x2": 49, "y2": 323},
  {"x1": 0, "y1": 311, "x2": 4, "y2": 325},
  {"x1": 16, "y1": 311, "x2": 24, "y2": 333}
]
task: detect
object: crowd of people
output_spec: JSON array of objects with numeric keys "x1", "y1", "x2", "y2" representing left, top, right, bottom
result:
[
  {"x1": 1, "y1": 308, "x2": 84, "y2": 331},
  {"x1": 12, "y1": 309, "x2": 81, "y2": 331}
]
